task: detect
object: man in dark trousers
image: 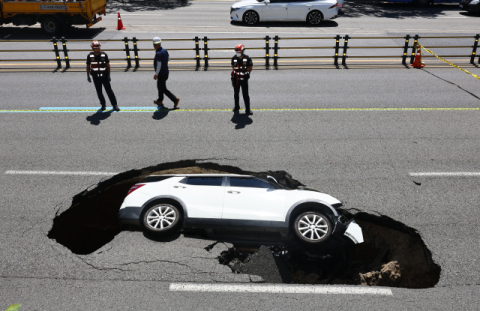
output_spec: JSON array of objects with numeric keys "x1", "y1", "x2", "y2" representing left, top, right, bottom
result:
[
  {"x1": 231, "y1": 44, "x2": 253, "y2": 115},
  {"x1": 153, "y1": 37, "x2": 180, "y2": 109},
  {"x1": 86, "y1": 41, "x2": 120, "y2": 111}
]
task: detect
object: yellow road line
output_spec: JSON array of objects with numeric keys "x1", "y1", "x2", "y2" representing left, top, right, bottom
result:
[{"x1": 0, "y1": 108, "x2": 478, "y2": 113}]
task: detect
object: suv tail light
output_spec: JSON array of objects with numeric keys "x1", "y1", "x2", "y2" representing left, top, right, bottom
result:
[
  {"x1": 329, "y1": 3, "x2": 338, "y2": 8},
  {"x1": 127, "y1": 184, "x2": 145, "y2": 195}
]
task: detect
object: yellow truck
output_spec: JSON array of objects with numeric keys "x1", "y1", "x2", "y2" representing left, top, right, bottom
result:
[{"x1": 0, "y1": 0, "x2": 106, "y2": 34}]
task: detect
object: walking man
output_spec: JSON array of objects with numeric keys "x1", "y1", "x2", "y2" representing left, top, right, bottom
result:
[
  {"x1": 86, "y1": 41, "x2": 120, "y2": 111},
  {"x1": 231, "y1": 44, "x2": 253, "y2": 115},
  {"x1": 153, "y1": 37, "x2": 180, "y2": 109}
]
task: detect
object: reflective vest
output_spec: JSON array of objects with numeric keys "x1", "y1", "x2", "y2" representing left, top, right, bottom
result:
[
  {"x1": 89, "y1": 52, "x2": 107, "y2": 76},
  {"x1": 232, "y1": 55, "x2": 251, "y2": 81}
]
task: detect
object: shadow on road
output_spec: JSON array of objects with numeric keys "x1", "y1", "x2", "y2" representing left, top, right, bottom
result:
[
  {"x1": 106, "y1": 0, "x2": 192, "y2": 13},
  {"x1": 231, "y1": 111, "x2": 253, "y2": 130},
  {"x1": 231, "y1": 20, "x2": 338, "y2": 28},
  {"x1": 0, "y1": 27, "x2": 105, "y2": 40},
  {"x1": 152, "y1": 108, "x2": 170, "y2": 120},
  {"x1": 343, "y1": 1, "x2": 463, "y2": 19},
  {"x1": 86, "y1": 110, "x2": 113, "y2": 125}
]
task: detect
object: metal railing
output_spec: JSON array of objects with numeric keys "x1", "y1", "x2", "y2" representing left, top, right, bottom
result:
[{"x1": 0, "y1": 34, "x2": 478, "y2": 70}]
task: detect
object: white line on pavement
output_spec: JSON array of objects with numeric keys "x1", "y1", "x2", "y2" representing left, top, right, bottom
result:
[
  {"x1": 409, "y1": 172, "x2": 480, "y2": 177},
  {"x1": 169, "y1": 283, "x2": 393, "y2": 295},
  {"x1": 4, "y1": 170, "x2": 118, "y2": 176}
]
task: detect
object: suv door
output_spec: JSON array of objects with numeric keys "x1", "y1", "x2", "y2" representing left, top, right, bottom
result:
[
  {"x1": 287, "y1": 0, "x2": 310, "y2": 21},
  {"x1": 222, "y1": 177, "x2": 286, "y2": 221},
  {"x1": 170, "y1": 176, "x2": 225, "y2": 219}
]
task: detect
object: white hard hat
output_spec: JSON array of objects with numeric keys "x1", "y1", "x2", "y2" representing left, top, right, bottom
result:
[{"x1": 153, "y1": 37, "x2": 162, "y2": 45}]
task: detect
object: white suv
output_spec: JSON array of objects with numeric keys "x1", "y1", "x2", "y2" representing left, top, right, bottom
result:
[{"x1": 118, "y1": 174, "x2": 363, "y2": 246}]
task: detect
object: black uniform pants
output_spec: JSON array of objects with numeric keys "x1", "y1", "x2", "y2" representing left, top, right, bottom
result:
[
  {"x1": 233, "y1": 79, "x2": 250, "y2": 112},
  {"x1": 157, "y1": 73, "x2": 177, "y2": 103},
  {"x1": 92, "y1": 74, "x2": 117, "y2": 107}
]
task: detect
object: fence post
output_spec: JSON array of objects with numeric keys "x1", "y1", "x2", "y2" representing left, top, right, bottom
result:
[
  {"x1": 132, "y1": 37, "x2": 139, "y2": 69},
  {"x1": 195, "y1": 36, "x2": 201, "y2": 69},
  {"x1": 123, "y1": 37, "x2": 131, "y2": 69},
  {"x1": 61, "y1": 37, "x2": 70, "y2": 69},
  {"x1": 334, "y1": 34, "x2": 340, "y2": 67},
  {"x1": 470, "y1": 34, "x2": 479, "y2": 65},
  {"x1": 265, "y1": 35, "x2": 270, "y2": 68},
  {"x1": 273, "y1": 35, "x2": 279, "y2": 67},
  {"x1": 51, "y1": 37, "x2": 62, "y2": 70},
  {"x1": 342, "y1": 35, "x2": 349, "y2": 66},
  {"x1": 402, "y1": 34, "x2": 410, "y2": 66},
  {"x1": 203, "y1": 36, "x2": 209, "y2": 69},
  {"x1": 410, "y1": 34, "x2": 419, "y2": 65}
]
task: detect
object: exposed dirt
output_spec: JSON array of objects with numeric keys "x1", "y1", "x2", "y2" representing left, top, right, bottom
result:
[{"x1": 48, "y1": 160, "x2": 441, "y2": 288}]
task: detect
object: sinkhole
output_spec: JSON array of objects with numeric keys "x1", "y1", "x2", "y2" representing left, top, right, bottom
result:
[{"x1": 48, "y1": 160, "x2": 440, "y2": 288}]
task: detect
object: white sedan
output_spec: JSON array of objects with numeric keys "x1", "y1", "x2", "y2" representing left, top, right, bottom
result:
[
  {"x1": 118, "y1": 174, "x2": 363, "y2": 246},
  {"x1": 230, "y1": 0, "x2": 339, "y2": 25}
]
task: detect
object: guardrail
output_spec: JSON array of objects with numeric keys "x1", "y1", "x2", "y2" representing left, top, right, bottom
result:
[{"x1": 0, "y1": 34, "x2": 478, "y2": 70}]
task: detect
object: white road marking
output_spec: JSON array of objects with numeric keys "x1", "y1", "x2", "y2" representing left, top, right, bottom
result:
[
  {"x1": 409, "y1": 172, "x2": 480, "y2": 177},
  {"x1": 169, "y1": 283, "x2": 393, "y2": 295},
  {"x1": 4, "y1": 170, "x2": 118, "y2": 176}
]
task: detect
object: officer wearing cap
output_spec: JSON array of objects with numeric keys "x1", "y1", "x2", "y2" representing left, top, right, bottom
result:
[
  {"x1": 86, "y1": 41, "x2": 120, "y2": 111},
  {"x1": 153, "y1": 36, "x2": 180, "y2": 109},
  {"x1": 231, "y1": 43, "x2": 253, "y2": 115}
]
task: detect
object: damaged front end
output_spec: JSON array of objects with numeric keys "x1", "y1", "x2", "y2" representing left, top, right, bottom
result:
[{"x1": 333, "y1": 214, "x2": 364, "y2": 244}]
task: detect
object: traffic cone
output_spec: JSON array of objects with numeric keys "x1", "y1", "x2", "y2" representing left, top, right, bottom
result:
[
  {"x1": 410, "y1": 45, "x2": 424, "y2": 68},
  {"x1": 116, "y1": 12, "x2": 126, "y2": 30}
]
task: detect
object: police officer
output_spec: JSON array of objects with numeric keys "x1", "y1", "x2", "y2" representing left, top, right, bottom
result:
[
  {"x1": 153, "y1": 37, "x2": 180, "y2": 109},
  {"x1": 86, "y1": 41, "x2": 120, "y2": 111},
  {"x1": 231, "y1": 44, "x2": 253, "y2": 115}
]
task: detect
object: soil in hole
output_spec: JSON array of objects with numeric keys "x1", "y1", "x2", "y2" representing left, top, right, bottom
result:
[
  {"x1": 48, "y1": 160, "x2": 440, "y2": 287},
  {"x1": 218, "y1": 214, "x2": 441, "y2": 288}
]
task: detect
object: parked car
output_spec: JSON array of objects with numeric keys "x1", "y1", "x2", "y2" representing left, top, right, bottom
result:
[
  {"x1": 459, "y1": 0, "x2": 480, "y2": 14},
  {"x1": 230, "y1": 0, "x2": 339, "y2": 25},
  {"x1": 118, "y1": 174, "x2": 363, "y2": 246}
]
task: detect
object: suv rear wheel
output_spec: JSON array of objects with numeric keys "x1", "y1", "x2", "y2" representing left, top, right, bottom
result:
[{"x1": 142, "y1": 203, "x2": 182, "y2": 236}]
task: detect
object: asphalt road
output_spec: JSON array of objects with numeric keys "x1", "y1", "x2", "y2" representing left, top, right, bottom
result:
[{"x1": 1, "y1": 1, "x2": 480, "y2": 310}]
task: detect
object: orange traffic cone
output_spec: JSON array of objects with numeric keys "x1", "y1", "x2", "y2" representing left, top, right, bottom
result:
[
  {"x1": 410, "y1": 45, "x2": 424, "y2": 68},
  {"x1": 116, "y1": 12, "x2": 126, "y2": 30}
]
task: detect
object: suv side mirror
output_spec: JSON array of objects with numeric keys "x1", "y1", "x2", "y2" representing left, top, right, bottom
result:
[{"x1": 265, "y1": 0, "x2": 270, "y2": 4}]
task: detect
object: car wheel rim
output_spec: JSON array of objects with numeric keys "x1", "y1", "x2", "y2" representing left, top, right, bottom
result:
[
  {"x1": 147, "y1": 205, "x2": 176, "y2": 230},
  {"x1": 245, "y1": 12, "x2": 257, "y2": 24},
  {"x1": 298, "y1": 214, "x2": 328, "y2": 240},
  {"x1": 45, "y1": 21, "x2": 56, "y2": 32},
  {"x1": 308, "y1": 13, "x2": 321, "y2": 25}
]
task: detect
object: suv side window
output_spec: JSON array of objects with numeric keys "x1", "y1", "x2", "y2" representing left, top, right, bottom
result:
[
  {"x1": 229, "y1": 177, "x2": 274, "y2": 189},
  {"x1": 185, "y1": 177, "x2": 223, "y2": 186}
]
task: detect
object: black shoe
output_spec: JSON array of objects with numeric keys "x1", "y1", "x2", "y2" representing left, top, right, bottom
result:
[
  {"x1": 100, "y1": 105, "x2": 106, "y2": 111},
  {"x1": 246, "y1": 110, "x2": 253, "y2": 115},
  {"x1": 113, "y1": 105, "x2": 120, "y2": 111},
  {"x1": 233, "y1": 107, "x2": 240, "y2": 112}
]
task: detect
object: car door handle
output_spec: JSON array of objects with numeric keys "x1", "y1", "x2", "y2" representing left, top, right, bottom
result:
[
  {"x1": 174, "y1": 185, "x2": 186, "y2": 188},
  {"x1": 228, "y1": 191, "x2": 240, "y2": 194}
]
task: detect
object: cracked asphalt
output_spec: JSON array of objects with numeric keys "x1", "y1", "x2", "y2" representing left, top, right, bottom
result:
[{"x1": 2, "y1": 1, "x2": 480, "y2": 309}]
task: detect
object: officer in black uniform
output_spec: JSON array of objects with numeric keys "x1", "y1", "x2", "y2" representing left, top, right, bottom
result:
[
  {"x1": 86, "y1": 41, "x2": 120, "y2": 111},
  {"x1": 231, "y1": 44, "x2": 253, "y2": 115}
]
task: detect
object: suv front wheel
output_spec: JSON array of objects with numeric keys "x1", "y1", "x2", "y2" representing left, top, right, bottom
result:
[{"x1": 293, "y1": 211, "x2": 332, "y2": 244}]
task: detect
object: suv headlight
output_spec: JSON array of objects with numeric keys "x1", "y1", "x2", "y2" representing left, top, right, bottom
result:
[
  {"x1": 231, "y1": 7, "x2": 240, "y2": 13},
  {"x1": 470, "y1": 0, "x2": 479, "y2": 5}
]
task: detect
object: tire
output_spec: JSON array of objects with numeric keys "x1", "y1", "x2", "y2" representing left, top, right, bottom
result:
[
  {"x1": 41, "y1": 17, "x2": 62, "y2": 35},
  {"x1": 307, "y1": 11, "x2": 323, "y2": 25},
  {"x1": 243, "y1": 10, "x2": 259, "y2": 25},
  {"x1": 293, "y1": 211, "x2": 332, "y2": 245},
  {"x1": 142, "y1": 203, "x2": 182, "y2": 236}
]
